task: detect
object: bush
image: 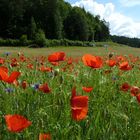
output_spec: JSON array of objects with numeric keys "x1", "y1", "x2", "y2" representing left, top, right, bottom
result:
[
  {"x1": 0, "y1": 38, "x2": 20, "y2": 46},
  {"x1": 33, "y1": 29, "x2": 47, "y2": 47},
  {"x1": 19, "y1": 35, "x2": 28, "y2": 46},
  {"x1": 0, "y1": 37, "x2": 96, "y2": 47},
  {"x1": 0, "y1": 37, "x2": 32, "y2": 46},
  {"x1": 47, "y1": 39, "x2": 61, "y2": 47}
]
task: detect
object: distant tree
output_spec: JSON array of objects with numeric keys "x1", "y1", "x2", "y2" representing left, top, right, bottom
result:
[
  {"x1": 30, "y1": 17, "x2": 37, "y2": 40},
  {"x1": 111, "y1": 35, "x2": 140, "y2": 48},
  {"x1": 86, "y1": 12, "x2": 95, "y2": 41},
  {"x1": 64, "y1": 7, "x2": 89, "y2": 41},
  {"x1": 34, "y1": 29, "x2": 47, "y2": 47},
  {"x1": 45, "y1": 0, "x2": 63, "y2": 39},
  {"x1": 0, "y1": 0, "x2": 110, "y2": 42}
]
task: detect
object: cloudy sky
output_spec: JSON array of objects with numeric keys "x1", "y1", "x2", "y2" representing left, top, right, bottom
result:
[{"x1": 65, "y1": 0, "x2": 140, "y2": 38}]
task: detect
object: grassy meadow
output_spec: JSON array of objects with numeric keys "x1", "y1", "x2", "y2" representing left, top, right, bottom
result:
[
  {"x1": 0, "y1": 42, "x2": 140, "y2": 57},
  {"x1": 0, "y1": 43, "x2": 140, "y2": 140}
]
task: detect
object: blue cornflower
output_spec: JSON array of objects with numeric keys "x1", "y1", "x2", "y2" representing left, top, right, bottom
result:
[
  {"x1": 31, "y1": 83, "x2": 40, "y2": 90},
  {"x1": 4, "y1": 52, "x2": 11, "y2": 56},
  {"x1": 5, "y1": 88, "x2": 14, "y2": 93},
  {"x1": 112, "y1": 76, "x2": 118, "y2": 81}
]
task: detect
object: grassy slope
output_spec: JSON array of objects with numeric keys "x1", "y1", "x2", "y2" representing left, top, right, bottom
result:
[{"x1": 0, "y1": 42, "x2": 140, "y2": 57}]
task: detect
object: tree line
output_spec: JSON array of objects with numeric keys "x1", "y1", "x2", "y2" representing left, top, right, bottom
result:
[
  {"x1": 111, "y1": 35, "x2": 140, "y2": 48},
  {"x1": 0, "y1": 0, "x2": 110, "y2": 42}
]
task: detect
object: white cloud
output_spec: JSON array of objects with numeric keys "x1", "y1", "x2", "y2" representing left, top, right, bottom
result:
[
  {"x1": 72, "y1": 0, "x2": 140, "y2": 38},
  {"x1": 119, "y1": 0, "x2": 140, "y2": 7}
]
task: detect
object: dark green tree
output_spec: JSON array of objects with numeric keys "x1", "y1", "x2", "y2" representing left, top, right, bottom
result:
[
  {"x1": 0, "y1": 0, "x2": 110, "y2": 42},
  {"x1": 45, "y1": 0, "x2": 63, "y2": 39},
  {"x1": 64, "y1": 7, "x2": 89, "y2": 41},
  {"x1": 30, "y1": 17, "x2": 37, "y2": 39}
]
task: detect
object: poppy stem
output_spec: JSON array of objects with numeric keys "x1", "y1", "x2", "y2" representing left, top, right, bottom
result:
[{"x1": 87, "y1": 68, "x2": 92, "y2": 79}]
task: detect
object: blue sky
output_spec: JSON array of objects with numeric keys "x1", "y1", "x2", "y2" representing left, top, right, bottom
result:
[{"x1": 65, "y1": 0, "x2": 140, "y2": 38}]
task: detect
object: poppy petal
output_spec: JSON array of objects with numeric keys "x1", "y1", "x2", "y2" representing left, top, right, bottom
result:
[
  {"x1": 6, "y1": 72, "x2": 21, "y2": 83},
  {"x1": 5, "y1": 114, "x2": 31, "y2": 133},
  {"x1": 0, "y1": 68, "x2": 9, "y2": 81}
]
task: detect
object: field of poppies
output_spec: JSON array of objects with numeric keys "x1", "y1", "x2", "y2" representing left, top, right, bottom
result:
[{"x1": 0, "y1": 47, "x2": 140, "y2": 140}]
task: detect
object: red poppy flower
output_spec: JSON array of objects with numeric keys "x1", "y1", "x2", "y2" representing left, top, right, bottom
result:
[
  {"x1": 48, "y1": 52, "x2": 65, "y2": 62},
  {"x1": 119, "y1": 61, "x2": 132, "y2": 71},
  {"x1": 116, "y1": 55, "x2": 125, "y2": 62},
  {"x1": 82, "y1": 86, "x2": 93, "y2": 92},
  {"x1": 39, "y1": 83, "x2": 51, "y2": 93},
  {"x1": 10, "y1": 58, "x2": 19, "y2": 67},
  {"x1": 11, "y1": 62, "x2": 19, "y2": 67},
  {"x1": 106, "y1": 59, "x2": 116, "y2": 67},
  {"x1": 120, "y1": 83, "x2": 130, "y2": 92},
  {"x1": 39, "y1": 133, "x2": 51, "y2": 140},
  {"x1": 82, "y1": 54, "x2": 102, "y2": 69},
  {"x1": 0, "y1": 58, "x2": 5, "y2": 64},
  {"x1": 39, "y1": 66, "x2": 52, "y2": 72},
  {"x1": 27, "y1": 64, "x2": 34, "y2": 69},
  {"x1": 0, "y1": 67, "x2": 8, "y2": 81},
  {"x1": 6, "y1": 71, "x2": 21, "y2": 83},
  {"x1": 50, "y1": 62, "x2": 59, "y2": 66},
  {"x1": 0, "y1": 66, "x2": 8, "y2": 73},
  {"x1": 20, "y1": 56, "x2": 26, "y2": 62},
  {"x1": 5, "y1": 114, "x2": 31, "y2": 133},
  {"x1": 130, "y1": 86, "x2": 140, "y2": 96},
  {"x1": 0, "y1": 67, "x2": 20, "y2": 84},
  {"x1": 67, "y1": 57, "x2": 73, "y2": 65},
  {"x1": 136, "y1": 93, "x2": 140, "y2": 103},
  {"x1": 71, "y1": 87, "x2": 88, "y2": 121},
  {"x1": 21, "y1": 80, "x2": 28, "y2": 89}
]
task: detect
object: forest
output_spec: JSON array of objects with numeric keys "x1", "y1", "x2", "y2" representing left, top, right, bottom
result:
[
  {"x1": 0, "y1": 0, "x2": 110, "y2": 42},
  {"x1": 0, "y1": 0, "x2": 140, "y2": 48},
  {"x1": 111, "y1": 35, "x2": 140, "y2": 48}
]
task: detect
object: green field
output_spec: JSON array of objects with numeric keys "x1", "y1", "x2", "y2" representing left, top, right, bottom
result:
[
  {"x1": 0, "y1": 42, "x2": 140, "y2": 57},
  {"x1": 1, "y1": 43, "x2": 140, "y2": 140}
]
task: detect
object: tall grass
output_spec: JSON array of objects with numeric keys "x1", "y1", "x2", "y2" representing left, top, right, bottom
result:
[{"x1": 0, "y1": 47, "x2": 140, "y2": 140}]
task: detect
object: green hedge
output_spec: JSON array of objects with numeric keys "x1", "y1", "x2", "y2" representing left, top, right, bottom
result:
[
  {"x1": 47, "y1": 39, "x2": 96, "y2": 47},
  {"x1": 0, "y1": 38, "x2": 32, "y2": 46},
  {"x1": 0, "y1": 38, "x2": 96, "y2": 47}
]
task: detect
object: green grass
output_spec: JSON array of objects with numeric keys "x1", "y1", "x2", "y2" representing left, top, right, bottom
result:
[
  {"x1": 0, "y1": 43, "x2": 140, "y2": 140},
  {"x1": 0, "y1": 42, "x2": 140, "y2": 57}
]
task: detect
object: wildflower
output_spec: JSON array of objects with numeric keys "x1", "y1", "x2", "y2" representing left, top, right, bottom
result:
[
  {"x1": 0, "y1": 58, "x2": 5, "y2": 64},
  {"x1": 39, "y1": 66, "x2": 52, "y2": 72},
  {"x1": 50, "y1": 62, "x2": 59, "y2": 66},
  {"x1": 27, "y1": 64, "x2": 34, "y2": 69},
  {"x1": 5, "y1": 88, "x2": 14, "y2": 93},
  {"x1": 136, "y1": 93, "x2": 140, "y2": 103},
  {"x1": 5, "y1": 52, "x2": 11, "y2": 57},
  {"x1": 0, "y1": 67, "x2": 20, "y2": 84},
  {"x1": 130, "y1": 86, "x2": 140, "y2": 96},
  {"x1": 106, "y1": 59, "x2": 116, "y2": 67},
  {"x1": 119, "y1": 61, "x2": 132, "y2": 71},
  {"x1": 31, "y1": 83, "x2": 40, "y2": 90},
  {"x1": 120, "y1": 83, "x2": 130, "y2": 92},
  {"x1": 39, "y1": 133, "x2": 51, "y2": 140},
  {"x1": 67, "y1": 57, "x2": 73, "y2": 65},
  {"x1": 11, "y1": 62, "x2": 19, "y2": 67},
  {"x1": 48, "y1": 52, "x2": 65, "y2": 62},
  {"x1": 112, "y1": 76, "x2": 118, "y2": 81},
  {"x1": 39, "y1": 83, "x2": 51, "y2": 93},
  {"x1": 21, "y1": 80, "x2": 28, "y2": 89},
  {"x1": 82, "y1": 87, "x2": 93, "y2": 92},
  {"x1": 5, "y1": 114, "x2": 31, "y2": 133},
  {"x1": 82, "y1": 54, "x2": 102, "y2": 69},
  {"x1": 71, "y1": 87, "x2": 88, "y2": 121}
]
